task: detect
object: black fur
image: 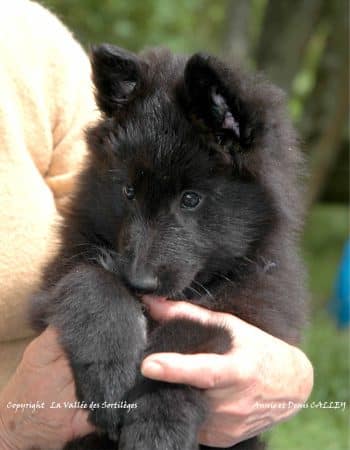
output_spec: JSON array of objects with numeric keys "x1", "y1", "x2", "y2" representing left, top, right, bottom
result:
[{"x1": 30, "y1": 44, "x2": 306, "y2": 450}]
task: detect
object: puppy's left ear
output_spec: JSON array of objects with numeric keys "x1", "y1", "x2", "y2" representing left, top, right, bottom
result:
[
  {"x1": 184, "y1": 53, "x2": 263, "y2": 149},
  {"x1": 90, "y1": 44, "x2": 147, "y2": 116}
]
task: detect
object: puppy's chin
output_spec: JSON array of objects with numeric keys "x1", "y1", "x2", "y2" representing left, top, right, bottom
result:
[
  {"x1": 153, "y1": 279, "x2": 197, "y2": 300},
  {"x1": 157, "y1": 290, "x2": 188, "y2": 301},
  {"x1": 158, "y1": 277, "x2": 212, "y2": 301},
  {"x1": 166, "y1": 293, "x2": 189, "y2": 301},
  {"x1": 161, "y1": 283, "x2": 202, "y2": 301},
  {"x1": 152, "y1": 287, "x2": 190, "y2": 301}
]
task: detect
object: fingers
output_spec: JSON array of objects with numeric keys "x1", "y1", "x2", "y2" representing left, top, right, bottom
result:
[
  {"x1": 142, "y1": 296, "x2": 228, "y2": 325},
  {"x1": 141, "y1": 297, "x2": 264, "y2": 390},
  {"x1": 23, "y1": 326, "x2": 65, "y2": 368},
  {"x1": 141, "y1": 352, "x2": 239, "y2": 389},
  {"x1": 198, "y1": 427, "x2": 239, "y2": 448},
  {"x1": 142, "y1": 295, "x2": 254, "y2": 337},
  {"x1": 71, "y1": 409, "x2": 96, "y2": 439}
]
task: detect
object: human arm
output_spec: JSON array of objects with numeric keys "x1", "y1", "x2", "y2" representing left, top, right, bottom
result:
[
  {"x1": 0, "y1": 327, "x2": 94, "y2": 450},
  {"x1": 0, "y1": 0, "x2": 97, "y2": 344}
]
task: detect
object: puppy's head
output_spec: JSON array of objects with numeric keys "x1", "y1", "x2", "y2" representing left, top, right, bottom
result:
[{"x1": 86, "y1": 45, "x2": 294, "y2": 298}]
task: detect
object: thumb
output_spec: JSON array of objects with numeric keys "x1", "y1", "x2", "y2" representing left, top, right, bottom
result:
[{"x1": 141, "y1": 352, "x2": 236, "y2": 389}]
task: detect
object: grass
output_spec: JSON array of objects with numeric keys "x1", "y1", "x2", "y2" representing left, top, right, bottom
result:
[{"x1": 268, "y1": 203, "x2": 350, "y2": 450}]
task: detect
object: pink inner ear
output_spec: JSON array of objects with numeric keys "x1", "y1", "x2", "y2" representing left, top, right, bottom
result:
[
  {"x1": 223, "y1": 111, "x2": 240, "y2": 137},
  {"x1": 211, "y1": 88, "x2": 240, "y2": 138}
]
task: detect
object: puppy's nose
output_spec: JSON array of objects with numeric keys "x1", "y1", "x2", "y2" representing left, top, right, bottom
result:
[{"x1": 127, "y1": 270, "x2": 159, "y2": 294}]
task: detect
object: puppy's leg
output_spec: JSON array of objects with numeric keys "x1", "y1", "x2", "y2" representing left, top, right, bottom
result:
[
  {"x1": 119, "y1": 318, "x2": 232, "y2": 450},
  {"x1": 63, "y1": 432, "x2": 115, "y2": 450},
  {"x1": 31, "y1": 264, "x2": 147, "y2": 444}
]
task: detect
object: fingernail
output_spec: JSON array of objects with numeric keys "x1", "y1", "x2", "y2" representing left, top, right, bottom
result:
[{"x1": 141, "y1": 360, "x2": 164, "y2": 378}]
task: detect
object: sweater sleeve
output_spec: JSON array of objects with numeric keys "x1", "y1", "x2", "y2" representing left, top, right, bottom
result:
[
  {"x1": 0, "y1": 0, "x2": 97, "y2": 342},
  {"x1": 43, "y1": 24, "x2": 99, "y2": 210}
]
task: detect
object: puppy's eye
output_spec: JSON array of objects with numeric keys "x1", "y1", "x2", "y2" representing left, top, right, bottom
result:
[
  {"x1": 123, "y1": 185, "x2": 135, "y2": 200},
  {"x1": 181, "y1": 191, "x2": 201, "y2": 209}
]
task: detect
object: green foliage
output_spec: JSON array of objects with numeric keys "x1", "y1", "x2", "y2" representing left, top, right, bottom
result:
[
  {"x1": 290, "y1": 21, "x2": 330, "y2": 122},
  {"x1": 302, "y1": 204, "x2": 349, "y2": 303},
  {"x1": 268, "y1": 313, "x2": 349, "y2": 450},
  {"x1": 268, "y1": 204, "x2": 350, "y2": 450},
  {"x1": 40, "y1": 0, "x2": 227, "y2": 53},
  {"x1": 249, "y1": 0, "x2": 268, "y2": 66}
]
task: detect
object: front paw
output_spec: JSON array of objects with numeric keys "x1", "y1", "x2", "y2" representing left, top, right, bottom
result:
[
  {"x1": 119, "y1": 419, "x2": 199, "y2": 450},
  {"x1": 119, "y1": 382, "x2": 205, "y2": 450},
  {"x1": 70, "y1": 360, "x2": 129, "y2": 440},
  {"x1": 89, "y1": 405, "x2": 122, "y2": 441}
]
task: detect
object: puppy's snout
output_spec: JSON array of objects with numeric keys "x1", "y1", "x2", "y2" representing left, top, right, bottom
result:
[{"x1": 126, "y1": 268, "x2": 159, "y2": 294}]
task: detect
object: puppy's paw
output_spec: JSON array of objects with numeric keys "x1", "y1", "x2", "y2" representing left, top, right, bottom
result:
[
  {"x1": 119, "y1": 382, "x2": 204, "y2": 450},
  {"x1": 64, "y1": 432, "x2": 116, "y2": 450},
  {"x1": 89, "y1": 406, "x2": 122, "y2": 441},
  {"x1": 119, "y1": 419, "x2": 198, "y2": 450},
  {"x1": 147, "y1": 317, "x2": 232, "y2": 355}
]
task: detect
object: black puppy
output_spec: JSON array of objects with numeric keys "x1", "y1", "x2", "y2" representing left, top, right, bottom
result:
[{"x1": 30, "y1": 44, "x2": 306, "y2": 450}]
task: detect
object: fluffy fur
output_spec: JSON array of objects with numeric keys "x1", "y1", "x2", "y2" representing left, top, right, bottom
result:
[{"x1": 31, "y1": 44, "x2": 307, "y2": 450}]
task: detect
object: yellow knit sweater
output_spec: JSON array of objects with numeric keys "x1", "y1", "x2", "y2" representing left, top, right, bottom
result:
[{"x1": 0, "y1": 0, "x2": 97, "y2": 388}]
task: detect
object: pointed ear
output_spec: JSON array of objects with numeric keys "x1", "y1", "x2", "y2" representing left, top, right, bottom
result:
[
  {"x1": 184, "y1": 53, "x2": 262, "y2": 149},
  {"x1": 90, "y1": 44, "x2": 146, "y2": 116}
]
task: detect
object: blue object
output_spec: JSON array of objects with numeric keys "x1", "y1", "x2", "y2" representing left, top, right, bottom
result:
[{"x1": 329, "y1": 239, "x2": 350, "y2": 328}]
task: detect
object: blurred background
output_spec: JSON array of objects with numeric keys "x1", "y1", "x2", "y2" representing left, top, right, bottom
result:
[{"x1": 39, "y1": 1, "x2": 349, "y2": 449}]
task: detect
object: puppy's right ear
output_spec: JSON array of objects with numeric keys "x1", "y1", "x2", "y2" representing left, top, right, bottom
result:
[{"x1": 90, "y1": 44, "x2": 146, "y2": 116}]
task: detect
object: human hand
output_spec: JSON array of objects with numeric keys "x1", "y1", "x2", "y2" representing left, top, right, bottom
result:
[
  {"x1": 0, "y1": 327, "x2": 94, "y2": 450},
  {"x1": 141, "y1": 296, "x2": 314, "y2": 447}
]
